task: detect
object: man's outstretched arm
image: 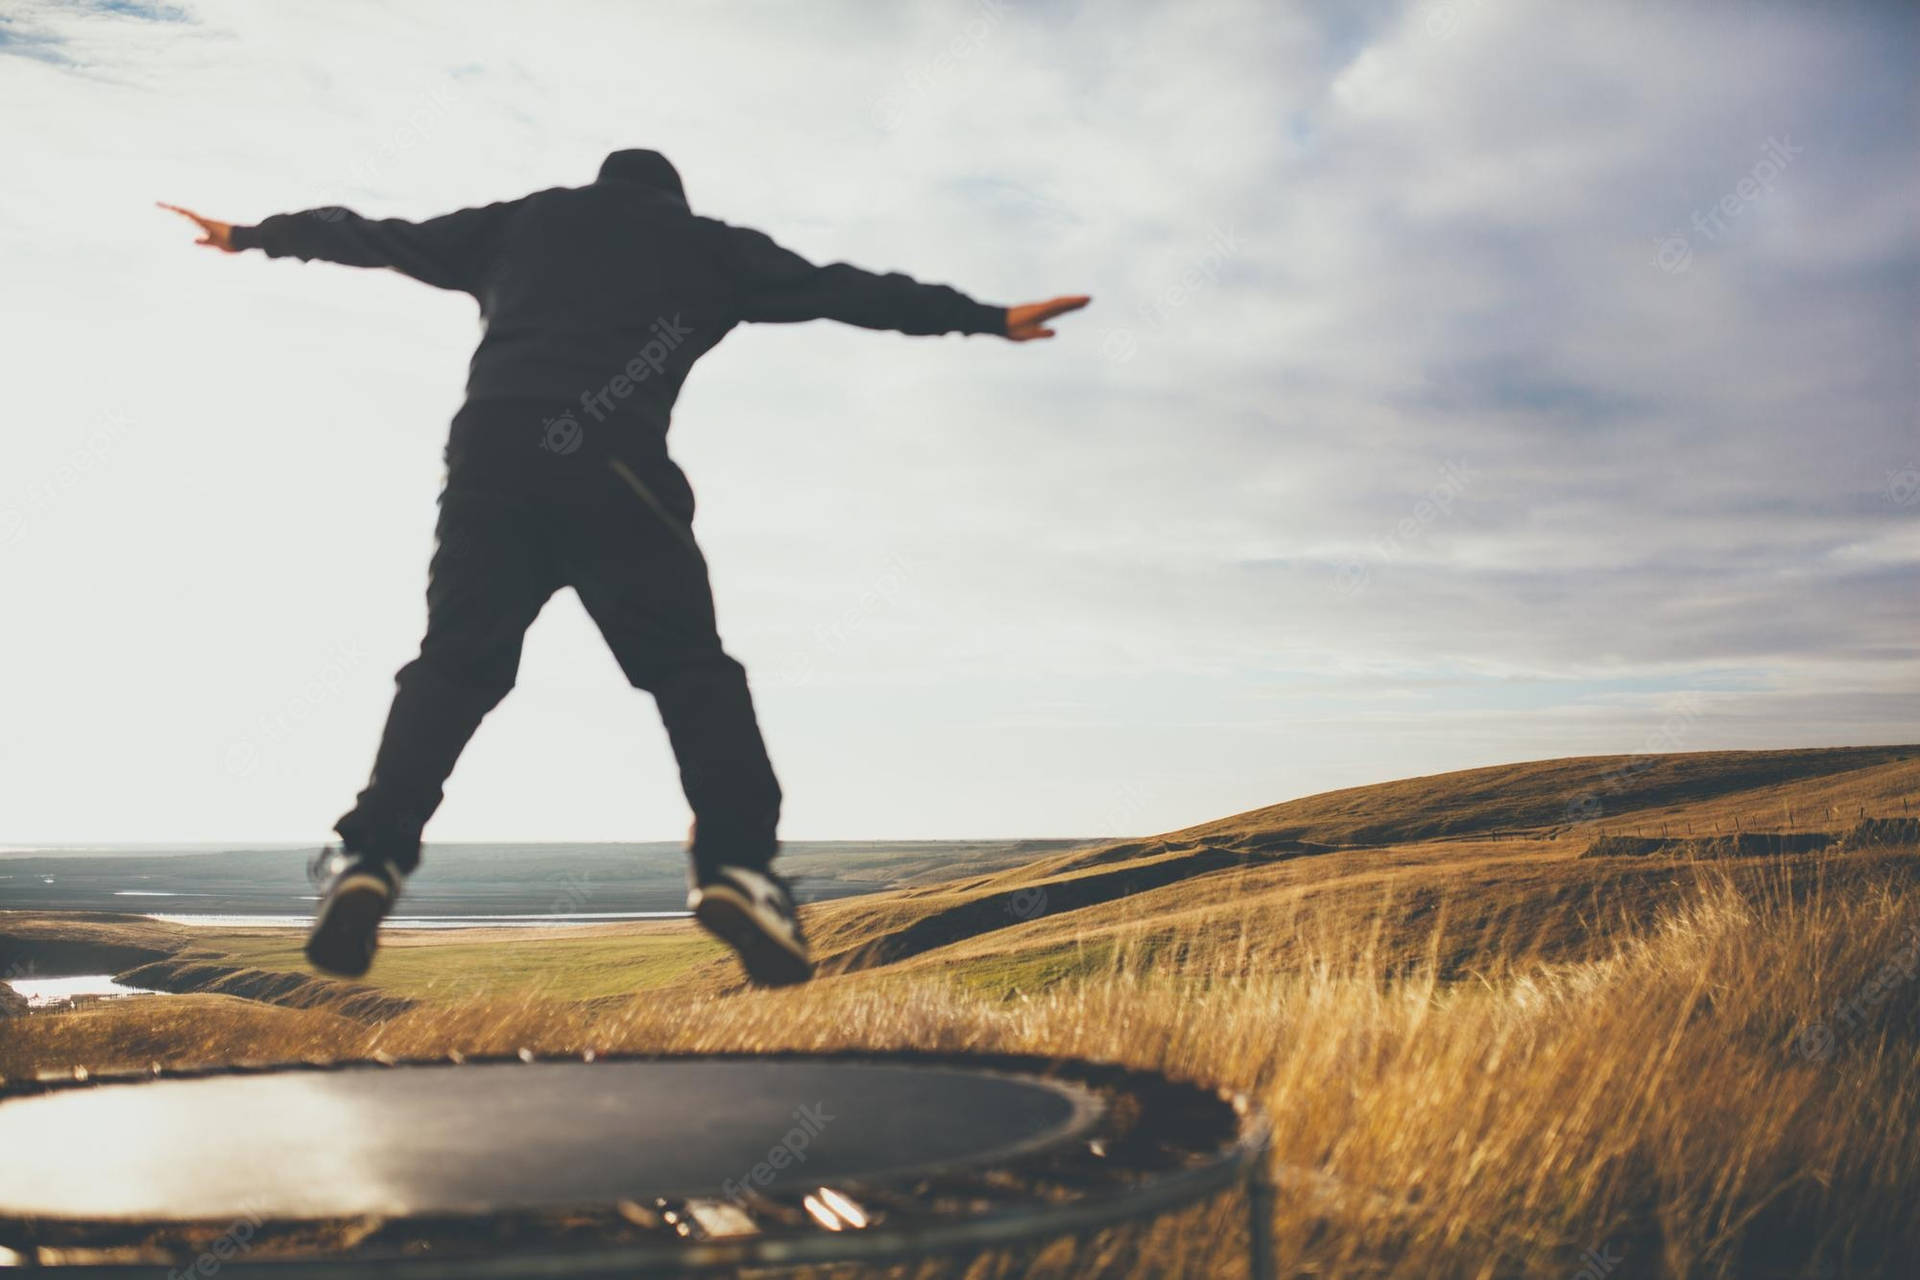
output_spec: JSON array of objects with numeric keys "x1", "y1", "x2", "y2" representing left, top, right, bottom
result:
[
  {"x1": 158, "y1": 200, "x2": 513, "y2": 297},
  {"x1": 718, "y1": 224, "x2": 1088, "y2": 342}
]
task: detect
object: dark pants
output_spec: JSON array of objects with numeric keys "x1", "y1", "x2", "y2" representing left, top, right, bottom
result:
[{"x1": 334, "y1": 401, "x2": 781, "y2": 878}]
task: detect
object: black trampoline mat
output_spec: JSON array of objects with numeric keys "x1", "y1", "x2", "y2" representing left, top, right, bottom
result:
[{"x1": 0, "y1": 1059, "x2": 1103, "y2": 1220}]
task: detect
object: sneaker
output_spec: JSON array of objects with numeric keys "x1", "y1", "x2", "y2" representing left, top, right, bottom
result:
[
  {"x1": 305, "y1": 846, "x2": 401, "y2": 978},
  {"x1": 688, "y1": 864, "x2": 814, "y2": 988}
]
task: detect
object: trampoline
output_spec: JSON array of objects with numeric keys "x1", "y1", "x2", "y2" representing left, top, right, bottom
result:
[{"x1": 0, "y1": 1051, "x2": 1272, "y2": 1277}]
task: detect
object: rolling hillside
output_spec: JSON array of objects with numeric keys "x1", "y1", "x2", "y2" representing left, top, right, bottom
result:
[
  {"x1": 5, "y1": 745, "x2": 1916, "y2": 1277},
  {"x1": 787, "y1": 745, "x2": 1917, "y2": 990}
]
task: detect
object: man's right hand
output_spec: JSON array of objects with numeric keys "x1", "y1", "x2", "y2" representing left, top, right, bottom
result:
[
  {"x1": 157, "y1": 202, "x2": 238, "y2": 253},
  {"x1": 1006, "y1": 295, "x2": 1091, "y2": 342}
]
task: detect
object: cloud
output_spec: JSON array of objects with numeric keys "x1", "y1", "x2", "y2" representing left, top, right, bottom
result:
[
  {"x1": 0, "y1": 0, "x2": 191, "y2": 72},
  {"x1": 0, "y1": 0, "x2": 1913, "y2": 840}
]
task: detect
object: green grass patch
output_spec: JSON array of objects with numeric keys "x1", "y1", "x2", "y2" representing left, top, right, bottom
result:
[
  {"x1": 170, "y1": 929, "x2": 721, "y2": 1002},
  {"x1": 937, "y1": 936, "x2": 1122, "y2": 1000}
]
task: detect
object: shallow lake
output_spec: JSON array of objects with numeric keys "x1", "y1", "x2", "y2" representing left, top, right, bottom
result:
[{"x1": 4, "y1": 975, "x2": 165, "y2": 1007}]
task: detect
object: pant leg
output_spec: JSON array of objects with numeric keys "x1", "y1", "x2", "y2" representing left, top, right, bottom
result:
[
  {"x1": 334, "y1": 486, "x2": 561, "y2": 872},
  {"x1": 557, "y1": 455, "x2": 783, "y2": 877}
]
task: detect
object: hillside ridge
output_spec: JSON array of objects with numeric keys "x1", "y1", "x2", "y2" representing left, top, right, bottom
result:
[{"x1": 805, "y1": 745, "x2": 1918, "y2": 979}]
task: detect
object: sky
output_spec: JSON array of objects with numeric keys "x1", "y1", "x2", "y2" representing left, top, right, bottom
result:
[{"x1": 1, "y1": 0, "x2": 1915, "y2": 845}]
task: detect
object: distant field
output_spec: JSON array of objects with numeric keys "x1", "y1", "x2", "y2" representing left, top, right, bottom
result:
[
  {"x1": 3, "y1": 745, "x2": 1915, "y2": 1278},
  {"x1": 198, "y1": 922, "x2": 717, "y2": 1002},
  {"x1": 0, "y1": 837, "x2": 1089, "y2": 917}
]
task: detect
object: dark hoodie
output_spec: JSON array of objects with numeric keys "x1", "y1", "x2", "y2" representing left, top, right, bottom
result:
[{"x1": 230, "y1": 150, "x2": 1007, "y2": 449}]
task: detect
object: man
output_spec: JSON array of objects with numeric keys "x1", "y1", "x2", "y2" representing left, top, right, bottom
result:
[{"x1": 161, "y1": 149, "x2": 1089, "y2": 988}]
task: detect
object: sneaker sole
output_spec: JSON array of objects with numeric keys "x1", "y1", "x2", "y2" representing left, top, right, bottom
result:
[
  {"x1": 692, "y1": 884, "x2": 814, "y2": 988},
  {"x1": 305, "y1": 873, "x2": 392, "y2": 978}
]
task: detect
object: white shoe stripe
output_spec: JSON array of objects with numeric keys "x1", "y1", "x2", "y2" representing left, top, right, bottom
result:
[{"x1": 695, "y1": 878, "x2": 804, "y2": 952}]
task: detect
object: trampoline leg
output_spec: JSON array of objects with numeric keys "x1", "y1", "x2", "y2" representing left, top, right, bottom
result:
[{"x1": 1247, "y1": 1157, "x2": 1276, "y2": 1280}]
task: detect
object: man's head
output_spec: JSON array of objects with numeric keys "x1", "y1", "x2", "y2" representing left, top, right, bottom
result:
[{"x1": 596, "y1": 149, "x2": 686, "y2": 203}]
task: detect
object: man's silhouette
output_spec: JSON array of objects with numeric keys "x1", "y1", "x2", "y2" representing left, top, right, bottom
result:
[{"x1": 162, "y1": 150, "x2": 1088, "y2": 986}]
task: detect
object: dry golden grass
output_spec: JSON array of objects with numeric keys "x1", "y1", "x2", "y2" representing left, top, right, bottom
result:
[
  {"x1": 1163, "y1": 745, "x2": 1917, "y2": 849},
  {"x1": 7, "y1": 850, "x2": 1915, "y2": 1277},
  {"x1": 5, "y1": 748, "x2": 1917, "y2": 1276}
]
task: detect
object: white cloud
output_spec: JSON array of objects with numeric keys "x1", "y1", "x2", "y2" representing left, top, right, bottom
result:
[{"x1": 0, "y1": 0, "x2": 1914, "y2": 843}]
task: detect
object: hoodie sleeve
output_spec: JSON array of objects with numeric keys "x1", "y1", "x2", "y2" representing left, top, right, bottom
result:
[
  {"x1": 230, "y1": 201, "x2": 517, "y2": 297},
  {"x1": 717, "y1": 224, "x2": 1006, "y2": 337}
]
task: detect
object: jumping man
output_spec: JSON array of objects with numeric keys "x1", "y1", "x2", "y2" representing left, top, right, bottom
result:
[{"x1": 161, "y1": 149, "x2": 1089, "y2": 987}]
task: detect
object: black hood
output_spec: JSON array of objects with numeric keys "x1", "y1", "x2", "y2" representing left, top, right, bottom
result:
[{"x1": 596, "y1": 149, "x2": 686, "y2": 203}]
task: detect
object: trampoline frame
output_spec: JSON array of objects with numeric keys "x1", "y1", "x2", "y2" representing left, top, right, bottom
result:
[{"x1": 0, "y1": 1049, "x2": 1274, "y2": 1278}]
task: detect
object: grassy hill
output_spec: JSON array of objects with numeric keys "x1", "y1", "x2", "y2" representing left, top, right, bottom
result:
[
  {"x1": 7, "y1": 746, "x2": 1913, "y2": 1005},
  {"x1": 782, "y1": 745, "x2": 1918, "y2": 989},
  {"x1": 3, "y1": 744, "x2": 1916, "y2": 1277},
  {"x1": 1061, "y1": 743, "x2": 1916, "y2": 857}
]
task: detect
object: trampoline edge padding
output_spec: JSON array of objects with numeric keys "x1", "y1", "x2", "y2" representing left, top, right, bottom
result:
[{"x1": 0, "y1": 1050, "x2": 1272, "y2": 1278}]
